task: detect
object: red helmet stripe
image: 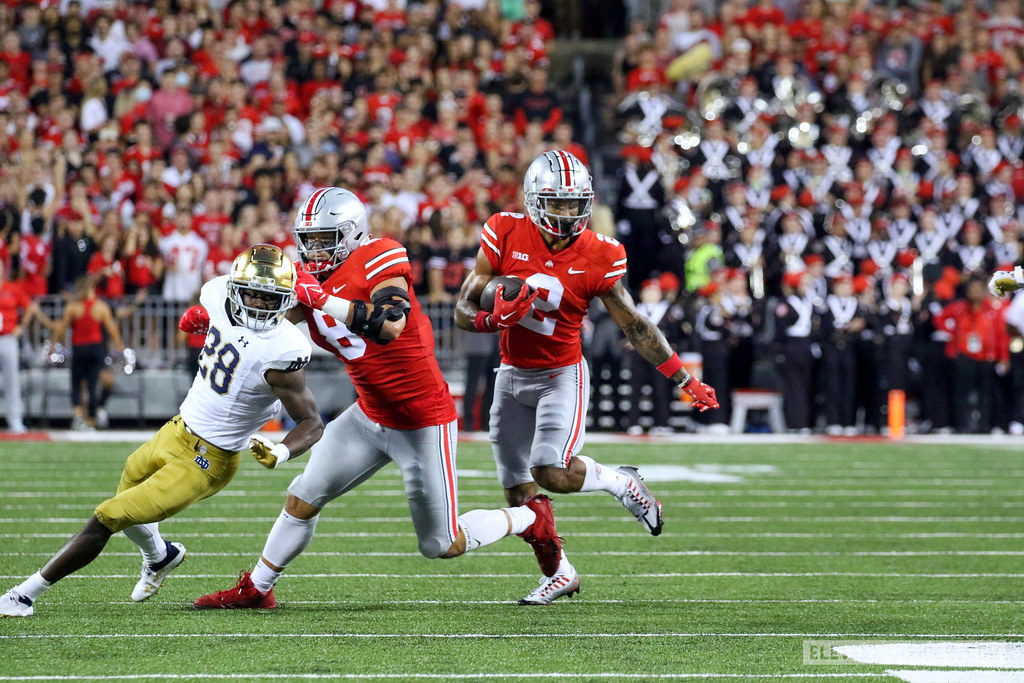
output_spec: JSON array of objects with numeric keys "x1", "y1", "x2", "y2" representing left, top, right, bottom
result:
[
  {"x1": 556, "y1": 150, "x2": 572, "y2": 186},
  {"x1": 304, "y1": 188, "x2": 329, "y2": 221}
]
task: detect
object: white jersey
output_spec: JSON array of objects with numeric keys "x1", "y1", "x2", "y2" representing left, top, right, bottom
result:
[
  {"x1": 179, "y1": 276, "x2": 312, "y2": 451},
  {"x1": 160, "y1": 230, "x2": 209, "y2": 302}
]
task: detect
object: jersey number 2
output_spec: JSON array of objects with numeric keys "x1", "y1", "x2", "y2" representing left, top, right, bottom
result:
[
  {"x1": 198, "y1": 326, "x2": 240, "y2": 395},
  {"x1": 519, "y1": 273, "x2": 564, "y2": 337}
]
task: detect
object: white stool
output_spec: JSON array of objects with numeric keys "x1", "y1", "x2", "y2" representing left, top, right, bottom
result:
[{"x1": 730, "y1": 389, "x2": 786, "y2": 434}]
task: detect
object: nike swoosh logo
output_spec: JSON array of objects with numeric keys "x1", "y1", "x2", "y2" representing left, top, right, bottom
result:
[
  {"x1": 549, "y1": 372, "x2": 564, "y2": 378},
  {"x1": 568, "y1": 268, "x2": 585, "y2": 274},
  {"x1": 332, "y1": 284, "x2": 347, "y2": 294},
  {"x1": 499, "y1": 311, "x2": 515, "y2": 321}
]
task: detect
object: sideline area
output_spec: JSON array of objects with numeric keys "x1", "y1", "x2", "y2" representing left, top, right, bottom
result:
[{"x1": 6, "y1": 429, "x2": 1023, "y2": 447}]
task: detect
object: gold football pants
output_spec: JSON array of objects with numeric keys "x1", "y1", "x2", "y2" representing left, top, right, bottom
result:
[{"x1": 94, "y1": 416, "x2": 239, "y2": 533}]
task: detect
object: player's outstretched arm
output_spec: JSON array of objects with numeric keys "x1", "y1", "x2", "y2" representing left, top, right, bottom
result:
[
  {"x1": 454, "y1": 249, "x2": 496, "y2": 332},
  {"x1": 600, "y1": 281, "x2": 719, "y2": 412},
  {"x1": 294, "y1": 267, "x2": 408, "y2": 344},
  {"x1": 251, "y1": 368, "x2": 323, "y2": 469}
]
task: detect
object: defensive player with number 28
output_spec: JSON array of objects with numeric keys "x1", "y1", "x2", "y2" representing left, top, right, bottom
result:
[
  {"x1": 0, "y1": 245, "x2": 323, "y2": 617},
  {"x1": 455, "y1": 151, "x2": 720, "y2": 604},
  {"x1": 194, "y1": 188, "x2": 563, "y2": 609}
]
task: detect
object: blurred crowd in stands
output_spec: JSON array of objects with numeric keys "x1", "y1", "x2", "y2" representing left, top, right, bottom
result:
[
  {"x1": 601, "y1": 0, "x2": 1024, "y2": 435},
  {"x1": 2, "y1": 0, "x2": 1024, "y2": 434}
]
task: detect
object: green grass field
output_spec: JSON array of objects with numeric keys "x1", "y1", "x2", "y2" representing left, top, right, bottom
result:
[{"x1": 0, "y1": 438, "x2": 1022, "y2": 681}]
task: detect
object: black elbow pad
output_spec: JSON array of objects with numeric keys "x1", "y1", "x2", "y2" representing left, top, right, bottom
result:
[{"x1": 366, "y1": 304, "x2": 407, "y2": 345}]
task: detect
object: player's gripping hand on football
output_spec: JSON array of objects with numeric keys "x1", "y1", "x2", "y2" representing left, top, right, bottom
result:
[
  {"x1": 680, "y1": 376, "x2": 719, "y2": 413},
  {"x1": 249, "y1": 435, "x2": 292, "y2": 469},
  {"x1": 479, "y1": 284, "x2": 540, "y2": 331},
  {"x1": 988, "y1": 266, "x2": 1024, "y2": 297}
]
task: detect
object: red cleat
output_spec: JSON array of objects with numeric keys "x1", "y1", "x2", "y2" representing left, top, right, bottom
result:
[
  {"x1": 193, "y1": 571, "x2": 276, "y2": 609},
  {"x1": 519, "y1": 495, "x2": 563, "y2": 577}
]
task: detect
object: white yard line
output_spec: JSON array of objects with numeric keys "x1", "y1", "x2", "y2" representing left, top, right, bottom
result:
[
  {"x1": 5, "y1": 550, "x2": 1024, "y2": 558},
  {"x1": 2, "y1": 515, "x2": 1022, "y2": 524},
  {"x1": 5, "y1": 531, "x2": 1023, "y2": 540},
  {"x1": 38, "y1": 428, "x2": 1024, "y2": 447},
  {"x1": 1, "y1": 632, "x2": 1020, "y2": 640},
  {"x1": 0, "y1": 674, "x2": 890, "y2": 681},
  {"x1": 1, "y1": 572, "x2": 1021, "y2": 579},
  {"x1": 7, "y1": 501, "x2": 1024, "y2": 512},
  {"x1": 44, "y1": 598, "x2": 1024, "y2": 606}
]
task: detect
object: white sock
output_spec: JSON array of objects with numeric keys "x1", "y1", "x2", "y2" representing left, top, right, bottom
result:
[
  {"x1": 250, "y1": 558, "x2": 282, "y2": 594},
  {"x1": 251, "y1": 510, "x2": 319, "y2": 593},
  {"x1": 13, "y1": 572, "x2": 52, "y2": 601},
  {"x1": 576, "y1": 455, "x2": 627, "y2": 497},
  {"x1": 458, "y1": 507, "x2": 535, "y2": 552},
  {"x1": 556, "y1": 549, "x2": 574, "y2": 576},
  {"x1": 505, "y1": 505, "x2": 536, "y2": 536},
  {"x1": 122, "y1": 523, "x2": 166, "y2": 566}
]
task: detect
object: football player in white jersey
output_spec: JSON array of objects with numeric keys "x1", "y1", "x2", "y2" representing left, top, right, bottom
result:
[{"x1": 0, "y1": 245, "x2": 324, "y2": 617}]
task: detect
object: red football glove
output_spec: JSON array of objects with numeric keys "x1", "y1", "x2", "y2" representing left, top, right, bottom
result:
[
  {"x1": 179, "y1": 305, "x2": 210, "y2": 335},
  {"x1": 489, "y1": 284, "x2": 540, "y2": 330},
  {"x1": 682, "y1": 378, "x2": 719, "y2": 413},
  {"x1": 295, "y1": 265, "x2": 328, "y2": 309}
]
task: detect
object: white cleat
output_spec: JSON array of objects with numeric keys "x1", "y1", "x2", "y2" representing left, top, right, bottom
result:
[
  {"x1": 131, "y1": 541, "x2": 186, "y2": 602},
  {"x1": 0, "y1": 590, "x2": 34, "y2": 617},
  {"x1": 616, "y1": 466, "x2": 663, "y2": 536},
  {"x1": 518, "y1": 565, "x2": 581, "y2": 605}
]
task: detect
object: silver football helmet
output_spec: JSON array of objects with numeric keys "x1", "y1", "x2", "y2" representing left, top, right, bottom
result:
[
  {"x1": 292, "y1": 187, "x2": 370, "y2": 275},
  {"x1": 523, "y1": 150, "x2": 594, "y2": 239}
]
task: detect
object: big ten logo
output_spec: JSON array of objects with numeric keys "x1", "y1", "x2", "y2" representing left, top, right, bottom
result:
[{"x1": 512, "y1": 251, "x2": 530, "y2": 262}]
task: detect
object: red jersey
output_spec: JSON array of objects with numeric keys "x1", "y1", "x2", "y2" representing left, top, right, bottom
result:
[
  {"x1": 0, "y1": 281, "x2": 29, "y2": 335},
  {"x1": 18, "y1": 234, "x2": 49, "y2": 297},
  {"x1": 481, "y1": 212, "x2": 627, "y2": 369},
  {"x1": 72, "y1": 298, "x2": 104, "y2": 346},
  {"x1": 302, "y1": 238, "x2": 456, "y2": 430}
]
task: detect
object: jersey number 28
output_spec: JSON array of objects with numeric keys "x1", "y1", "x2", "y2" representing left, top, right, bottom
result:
[{"x1": 198, "y1": 326, "x2": 240, "y2": 395}]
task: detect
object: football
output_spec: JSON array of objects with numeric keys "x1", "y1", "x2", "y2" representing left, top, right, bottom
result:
[{"x1": 479, "y1": 275, "x2": 527, "y2": 312}]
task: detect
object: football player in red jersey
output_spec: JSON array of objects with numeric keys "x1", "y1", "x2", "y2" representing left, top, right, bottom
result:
[
  {"x1": 455, "y1": 151, "x2": 719, "y2": 604},
  {"x1": 194, "y1": 188, "x2": 562, "y2": 609}
]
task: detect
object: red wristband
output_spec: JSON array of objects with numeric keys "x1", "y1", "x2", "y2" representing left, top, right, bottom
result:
[
  {"x1": 473, "y1": 310, "x2": 494, "y2": 332},
  {"x1": 656, "y1": 353, "x2": 684, "y2": 379}
]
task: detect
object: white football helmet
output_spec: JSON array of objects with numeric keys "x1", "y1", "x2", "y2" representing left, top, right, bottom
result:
[
  {"x1": 523, "y1": 150, "x2": 594, "y2": 239},
  {"x1": 227, "y1": 244, "x2": 297, "y2": 333},
  {"x1": 292, "y1": 187, "x2": 370, "y2": 275}
]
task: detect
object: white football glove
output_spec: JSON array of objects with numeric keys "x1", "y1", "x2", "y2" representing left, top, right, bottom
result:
[
  {"x1": 249, "y1": 435, "x2": 290, "y2": 469},
  {"x1": 988, "y1": 266, "x2": 1024, "y2": 297}
]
